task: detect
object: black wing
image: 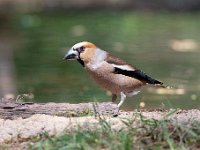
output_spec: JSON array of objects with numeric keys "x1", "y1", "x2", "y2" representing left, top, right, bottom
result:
[{"x1": 113, "y1": 67, "x2": 163, "y2": 85}]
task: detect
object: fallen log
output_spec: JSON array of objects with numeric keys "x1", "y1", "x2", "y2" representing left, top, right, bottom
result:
[{"x1": 0, "y1": 98, "x2": 118, "y2": 119}]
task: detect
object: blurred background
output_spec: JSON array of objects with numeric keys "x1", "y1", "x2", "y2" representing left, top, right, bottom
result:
[{"x1": 0, "y1": 0, "x2": 200, "y2": 110}]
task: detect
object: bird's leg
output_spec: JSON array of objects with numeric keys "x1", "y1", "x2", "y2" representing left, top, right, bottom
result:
[
  {"x1": 112, "y1": 94, "x2": 117, "y2": 102},
  {"x1": 118, "y1": 92, "x2": 126, "y2": 108},
  {"x1": 113, "y1": 92, "x2": 126, "y2": 117}
]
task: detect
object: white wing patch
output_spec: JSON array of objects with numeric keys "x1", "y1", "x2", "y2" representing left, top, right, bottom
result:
[{"x1": 112, "y1": 64, "x2": 135, "y2": 71}]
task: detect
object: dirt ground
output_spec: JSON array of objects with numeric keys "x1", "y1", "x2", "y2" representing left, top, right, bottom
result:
[{"x1": 1, "y1": 101, "x2": 200, "y2": 145}]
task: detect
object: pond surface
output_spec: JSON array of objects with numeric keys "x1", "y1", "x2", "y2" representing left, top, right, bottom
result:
[{"x1": 14, "y1": 11, "x2": 200, "y2": 110}]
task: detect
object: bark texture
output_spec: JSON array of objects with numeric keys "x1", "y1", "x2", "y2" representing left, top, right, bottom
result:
[{"x1": 0, "y1": 99, "x2": 117, "y2": 119}]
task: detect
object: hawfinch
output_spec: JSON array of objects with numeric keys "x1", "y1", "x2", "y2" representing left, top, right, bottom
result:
[{"x1": 64, "y1": 41, "x2": 163, "y2": 114}]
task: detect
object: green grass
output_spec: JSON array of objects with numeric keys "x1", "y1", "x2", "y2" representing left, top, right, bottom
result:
[{"x1": 29, "y1": 113, "x2": 200, "y2": 150}]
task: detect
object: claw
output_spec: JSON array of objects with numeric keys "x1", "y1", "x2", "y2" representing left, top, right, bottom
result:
[{"x1": 112, "y1": 107, "x2": 119, "y2": 117}]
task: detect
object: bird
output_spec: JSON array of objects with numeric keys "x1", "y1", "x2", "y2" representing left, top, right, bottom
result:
[{"x1": 64, "y1": 41, "x2": 163, "y2": 115}]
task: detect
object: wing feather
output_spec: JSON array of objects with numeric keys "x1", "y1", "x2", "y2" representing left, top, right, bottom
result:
[
  {"x1": 113, "y1": 67, "x2": 163, "y2": 85},
  {"x1": 106, "y1": 54, "x2": 136, "y2": 68},
  {"x1": 105, "y1": 53, "x2": 162, "y2": 85}
]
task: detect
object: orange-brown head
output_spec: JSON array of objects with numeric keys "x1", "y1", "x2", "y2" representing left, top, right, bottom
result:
[{"x1": 64, "y1": 41, "x2": 97, "y2": 66}]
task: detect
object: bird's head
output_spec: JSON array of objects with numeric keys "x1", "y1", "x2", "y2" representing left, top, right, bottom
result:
[{"x1": 64, "y1": 41, "x2": 97, "y2": 66}]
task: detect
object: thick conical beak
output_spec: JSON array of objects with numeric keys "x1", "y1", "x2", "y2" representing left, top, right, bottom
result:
[{"x1": 64, "y1": 48, "x2": 79, "y2": 60}]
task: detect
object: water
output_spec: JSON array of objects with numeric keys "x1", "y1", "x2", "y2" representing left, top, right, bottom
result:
[{"x1": 12, "y1": 11, "x2": 200, "y2": 110}]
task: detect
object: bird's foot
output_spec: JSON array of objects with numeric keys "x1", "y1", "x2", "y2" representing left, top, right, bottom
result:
[{"x1": 112, "y1": 107, "x2": 119, "y2": 117}]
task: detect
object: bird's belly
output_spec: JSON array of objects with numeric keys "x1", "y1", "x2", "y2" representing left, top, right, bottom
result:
[{"x1": 86, "y1": 67, "x2": 143, "y2": 94}]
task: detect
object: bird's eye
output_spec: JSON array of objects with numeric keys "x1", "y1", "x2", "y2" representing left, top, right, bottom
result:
[
  {"x1": 80, "y1": 46, "x2": 84, "y2": 51},
  {"x1": 79, "y1": 46, "x2": 85, "y2": 52}
]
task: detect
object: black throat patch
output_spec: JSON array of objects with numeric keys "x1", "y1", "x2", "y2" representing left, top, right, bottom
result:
[{"x1": 77, "y1": 59, "x2": 85, "y2": 67}]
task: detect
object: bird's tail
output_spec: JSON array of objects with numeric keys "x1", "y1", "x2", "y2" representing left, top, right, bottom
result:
[
  {"x1": 151, "y1": 79, "x2": 163, "y2": 85},
  {"x1": 148, "y1": 78, "x2": 172, "y2": 89}
]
